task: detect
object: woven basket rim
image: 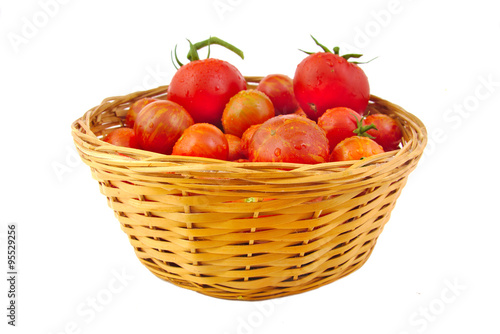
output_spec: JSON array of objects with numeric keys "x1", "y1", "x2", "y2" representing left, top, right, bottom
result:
[{"x1": 71, "y1": 77, "x2": 427, "y2": 173}]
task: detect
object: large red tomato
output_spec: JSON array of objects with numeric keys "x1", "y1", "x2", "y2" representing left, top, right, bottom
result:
[
  {"x1": 293, "y1": 37, "x2": 370, "y2": 120},
  {"x1": 172, "y1": 123, "x2": 229, "y2": 160},
  {"x1": 134, "y1": 100, "x2": 194, "y2": 155},
  {"x1": 256, "y1": 74, "x2": 299, "y2": 115},
  {"x1": 248, "y1": 114, "x2": 329, "y2": 164},
  {"x1": 103, "y1": 127, "x2": 140, "y2": 149},
  {"x1": 167, "y1": 58, "x2": 246, "y2": 127},
  {"x1": 362, "y1": 114, "x2": 403, "y2": 151},
  {"x1": 318, "y1": 107, "x2": 359, "y2": 152},
  {"x1": 222, "y1": 90, "x2": 275, "y2": 137}
]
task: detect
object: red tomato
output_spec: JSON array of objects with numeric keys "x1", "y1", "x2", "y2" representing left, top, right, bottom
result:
[
  {"x1": 331, "y1": 136, "x2": 384, "y2": 162},
  {"x1": 167, "y1": 58, "x2": 247, "y2": 127},
  {"x1": 126, "y1": 98, "x2": 158, "y2": 128},
  {"x1": 225, "y1": 134, "x2": 246, "y2": 161},
  {"x1": 103, "y1": 127, "x2": 140, "y2": 149},
  {"x1": 249, "y1": 114, "x2": 329, "y2": 164},
  {"x1": 317, "y1": 107, "x2": 359, "y2": 152},
  {"x1": 293, "y1": 40, "x2": 370, "y2": 120},
  {"x1": 362, "y1": 114, "x2": 403, "y2": 151},
  {"x1": 256, "y1": 74, "x2": 299, "y2": 115},
  {"x1": 172, "y1": 123, "x2": 229, "y2": 160},
  {"x1": 240, "y1": 123, "x2": 261, "y2": 156},
  {"x1": 222, "y1": 90, "x2": 275, "y2": 138},
  {"x1": 134, "y1": 100, "x2": 194, "y2": 155}
]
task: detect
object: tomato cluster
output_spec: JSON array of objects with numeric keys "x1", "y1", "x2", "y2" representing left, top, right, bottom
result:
[{"x1": 103, "y1": 36, "x2": 403, "y2": 164}]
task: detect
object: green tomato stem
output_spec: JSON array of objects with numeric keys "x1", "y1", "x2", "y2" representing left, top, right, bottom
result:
[
  {"x1": 352, "y1": 113, "x2": 378, "y2": 138},
  {"x1": 186, "y1": 36, "x2": 244, "y2": 61}
]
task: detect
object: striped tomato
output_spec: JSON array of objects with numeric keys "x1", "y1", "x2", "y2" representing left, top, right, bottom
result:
[{"x1": 134, "y1": 100, "x2": 194, "y2": 155}]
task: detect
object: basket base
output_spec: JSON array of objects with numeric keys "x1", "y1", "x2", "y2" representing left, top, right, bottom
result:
[{"x1": 136, "y1": 241, "x2": 378, "y2": 301}]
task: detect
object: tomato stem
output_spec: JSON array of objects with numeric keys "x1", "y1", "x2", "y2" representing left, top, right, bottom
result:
[
  {"x1": 186, "y1": 36, "x2": 244, "y2": 61},
  {"x1": 310, "y1": 35, "x2": 332, "y2": 53},
  {"x1": 352, "y1": 113, "x2": 378, "y2": 138},
  {"x1": 171, "y1": 45, "x2": 184, "y2": 70},
  {"x1": 302, "y1": 36, "x2": 376, "y2": 65},
  {"x1": 187, "y1": 39, "x2": 200, "y2": 61}
]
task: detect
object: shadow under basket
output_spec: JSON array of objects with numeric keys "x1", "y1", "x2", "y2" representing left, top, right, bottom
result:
[{"x1": 71, "y1": 77, "x2": 427, "y2": 301}]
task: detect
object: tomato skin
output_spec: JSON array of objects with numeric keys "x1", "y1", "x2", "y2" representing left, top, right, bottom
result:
[
  {"x1": 330, "y1": 136, "x2": 384, "y2": 162},
  {"x1": 222, "y1": 90, "x2": 275, "y2": 138},
  {"x1": 167, "y1": 58, "x2": 247, "y2": 127},
  {"x1": 317, "y1": 107, "x2": 359, "y2": 152},
  {"x1": 134, "y1": 100, "x2": 194, "y2": 155},
  {"x1": 362, "y1": 114, "x2": 402, "y2": 151},
  {"x1": 256, "y1": 74, "x2": 299, "y2": 115},
  {"x1": 249, "y1": 114, "x2": 329, "y2": 164},
  {"x1": 240, "y1": 123, "x2": 261, "y2": 156},
  {"x1": 225, "y1": 134, "x2": 246, "y2": 161},
  {"x1": 172, "y1": 123, "x2": 229, "y2": 160},
  {"x1": 293, "y1": 107, "x2": 308, "y2": 118},
  {"x1": 103, "y1": 127, "x2": 140, "y2": 149},
  {"x1": 126, "y1": 98, "x2": 158, "y2": 128},
  {"x1": 293, "y1": 52, "x2": 370, "y2": 121}
]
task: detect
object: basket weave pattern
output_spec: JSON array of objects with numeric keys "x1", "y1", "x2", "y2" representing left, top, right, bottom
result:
[{"x1": 71, "y1": 78, "x2": 427, "y2": 300}]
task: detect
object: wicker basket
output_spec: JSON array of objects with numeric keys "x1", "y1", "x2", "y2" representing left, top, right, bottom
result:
[{"x1": 71, "y1": 77, "x2": 427, "y2": 301}]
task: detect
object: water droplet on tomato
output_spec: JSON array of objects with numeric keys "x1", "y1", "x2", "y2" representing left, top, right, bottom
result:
[
  {"x1": 294, "y1": 143, "x2": 307, "y2": 150},
  {"x1": 274, "y1": 148, "x2": 281, "y2": 157}
]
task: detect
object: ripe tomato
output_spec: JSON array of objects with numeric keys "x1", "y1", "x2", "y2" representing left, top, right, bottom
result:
[
  {"x1": 317, "y1": 107, "x2": 359, "y2": 152},
  {"x1": 330, "y1": 136, "x2": 384, "y2": 162},
  {"x1": 103, "y1": 127, "x2": 140, "y2": 149},
  {"x1": 172, "y1": 123, "x2": 229, "y2": 160},
  {"x1": 134, "y1": 100, "x2": 194, "y2": 155},
  {"x1": 293, "y1": 107, "x2": 308, "y2": 118},
  {"x1": 167, "y1": 58, "x2": 246, "y2": 127},
  {"x1": 293, "y1": 37, "x2": 370, "y2": 120},
  {"x1": 225, "y1": 134, "x2": 246, "y2": 161},
  {"x1": 249, "y1": 114, "x2": 329, "y2": 164},
  {"x1": 126, "y1": 97, "x2": 158, "y2": 128},
  {"x1": 256, "y1": 74, "x2": 299, "y2": 115},
  {"x1": 240, "y1": 123, "x2": 261, "y2": 156},
  {"x1": 222, "y1": 90, "x2": 275, "y2": 137},
  {"x1": 362, "y1": 114, "x2": 403, "y2": 151}
]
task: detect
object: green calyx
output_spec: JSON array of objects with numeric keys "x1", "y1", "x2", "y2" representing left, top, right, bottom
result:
[
  {"x1": 352, "y1": 113, "x2": 378, "y2": 138},
  {"x1": 171, "y1": 36, "x2": 245, "y2": 69},
  {"x1": 300, "y1": 35, "x2": 377, "y2": 64}
]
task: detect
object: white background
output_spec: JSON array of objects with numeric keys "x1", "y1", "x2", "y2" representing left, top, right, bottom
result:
[{"x1": 1, "y1": 0, "x2": 499, "y2": 333}]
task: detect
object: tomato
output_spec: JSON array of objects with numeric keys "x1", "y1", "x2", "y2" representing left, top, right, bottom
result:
[
  {"x1": 293, "y1": 107, "x2": 308, "y2": 118},
  {"x1": 167, "y1": 58, "x2": 246, "y2": 127},
  {"x1": 330, "y1": 136, "x2": 384, "y2": 162},
  {"x1": 240, "y1": 123, "x2": 261, "y2": 156},
  {"x1": 362, "y1": 114, "x2": 403, "y2": 151},
  {"x1": 172, "y1": 123, "x2": 229, "y2": 160},
  {"x1": 126, "y1": 97, "x2": 158, "y2": 128},
  {"x1": 222, "y1": 90, "x2": 275, "y2": 137},
  {"x1": 103, "y1": 127, "x2": 140, "y2": 149},
  {"x1": 256, "y1": 74, "x2": 299, "y2": 115},
  {"x1": 248, "y1": 114, "x2": 329, "y2": 164},
  {"x1": 317, "y1": 107, "x2": 359, "y2": 152},
  {"x1": 134, "y1": 100, "x2": 194, "y2": 155},
  {"x1": 293, "y1": 37, "x2": 370, "y2": 121},
  {"x1": 225, "y1": 134, "x2": 246, "y2": 161}
]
